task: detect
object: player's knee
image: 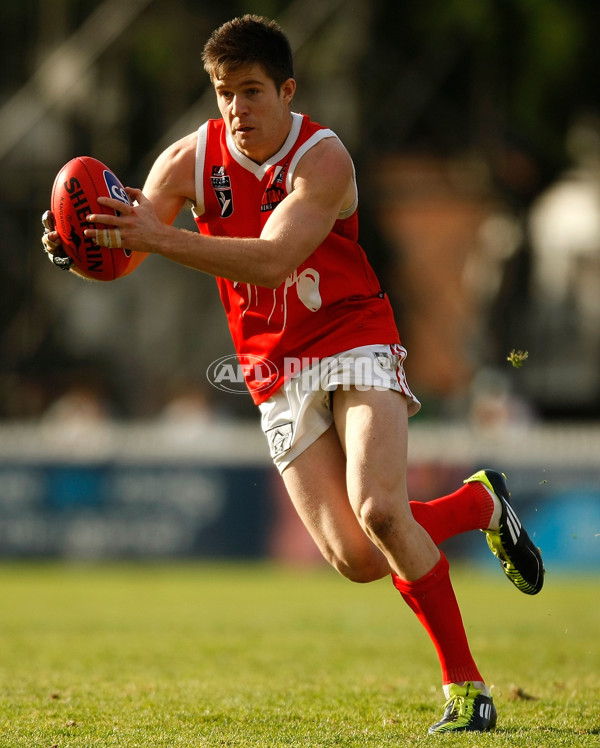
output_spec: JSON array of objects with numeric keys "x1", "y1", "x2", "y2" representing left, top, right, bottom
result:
[
  {"x1": 323, "y1": 547, "x2": 386, "y2": 583},
  {"x1": 357, "y1": 498, "x2": 397, "y2": 545},
  {"x1": 335, "y1": 560, "x2": 384, "y2": 583}
]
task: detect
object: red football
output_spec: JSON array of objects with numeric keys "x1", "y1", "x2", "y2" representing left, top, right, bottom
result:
[{"x1": 51, "y1": 156, "x2": 143, "y2": 281}]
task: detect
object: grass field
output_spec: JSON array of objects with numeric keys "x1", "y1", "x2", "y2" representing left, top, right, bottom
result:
[{"x1": 0, "y1": 561, "x2": 598, "y2": 747}]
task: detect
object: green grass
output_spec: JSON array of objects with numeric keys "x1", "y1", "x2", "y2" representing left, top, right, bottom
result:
[{"x1": 0, "y1": 562, "x2": 598, "y2": 747}]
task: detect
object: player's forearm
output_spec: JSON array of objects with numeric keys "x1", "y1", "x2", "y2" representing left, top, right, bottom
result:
[
  {"x1": 152, "y1": 223, "x2": 292, "y2": 288},
  {"x1": 86, "y1": 192, "x2": 297, "y2": 287},
  {"x1": 87, "y1": 188, "x2": 322, "y2": 288}
]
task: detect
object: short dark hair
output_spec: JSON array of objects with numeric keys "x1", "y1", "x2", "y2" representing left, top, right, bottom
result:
[{"x1": 202, "y1": 15, "x2": 294, "y2": 91}]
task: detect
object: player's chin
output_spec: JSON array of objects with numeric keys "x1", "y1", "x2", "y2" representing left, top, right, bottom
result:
[{"x1": 234, "y1": 128, "x2": 257, "y2": 144}]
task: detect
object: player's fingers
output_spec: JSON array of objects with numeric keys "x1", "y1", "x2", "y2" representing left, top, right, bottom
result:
[
  {"x1": 93, "y1": 228, "x2": 123, "y2": 248},
  {"x1": 96, "y1": 195, "x2": 134, "y2": 213},
  {"x1": 41, "y1": 209, "x2": 55, "y2": 233},
  {"x1": 41, "y1": 210, "x2": 61, "y2": 252},
  {"x1": 40, "y1": 235, "x2": 74, "y2": 270},
  {"x1": 125, "y1": 186, "x2": 145, "y2": 203},
  {"x1": 42, "y1": 231, "x2": 60, "y2": 252}
]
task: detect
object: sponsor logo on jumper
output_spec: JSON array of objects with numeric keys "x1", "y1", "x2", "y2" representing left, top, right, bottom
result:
[
  {"x1": 211, "y1": 165, "x2": 233, "y2": 217},
  {"x1": 260, "y1": 185, "x2": 285, "y2": 212}
]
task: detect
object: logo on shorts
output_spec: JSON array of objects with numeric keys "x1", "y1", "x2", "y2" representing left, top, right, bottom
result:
[
  {"x1": 206, "y1": 354, "x2": 278, "y2": 395},
  {"x1": 374, "y1": 352, "x2": 394, "y2": 371},
  {"x1": 265, "y1": 423, "x2": 293, "y2": 458}
]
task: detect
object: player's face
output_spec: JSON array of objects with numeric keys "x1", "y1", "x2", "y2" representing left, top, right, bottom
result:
[{"x1": 213, "y1": 64, "x2": 296, "y2": 164}]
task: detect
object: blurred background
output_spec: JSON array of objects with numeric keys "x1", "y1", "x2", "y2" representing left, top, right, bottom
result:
[{"x1": 0, "y1": 0, "x2": 599, "y2": 569}]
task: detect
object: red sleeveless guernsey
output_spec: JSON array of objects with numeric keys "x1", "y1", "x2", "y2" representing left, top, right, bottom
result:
[{"x1": 193, "y1": 113, "x2": 400, "y2": 405}]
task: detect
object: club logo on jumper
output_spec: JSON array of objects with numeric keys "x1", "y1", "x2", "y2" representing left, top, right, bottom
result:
[
  {"x1": 211, "y1": 166, "x2": 234, "y2": 218},
  {"x1": 206, "y1": 353, "x2": 278, "y2": 395}
]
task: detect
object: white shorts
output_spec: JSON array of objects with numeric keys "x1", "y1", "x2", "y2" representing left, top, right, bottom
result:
[{"x1": 259, "y1": 344, "x2": 420, "y2": 473}]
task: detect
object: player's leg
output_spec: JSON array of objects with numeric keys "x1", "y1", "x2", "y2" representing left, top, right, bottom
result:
[
  {"x1": 409, "y1": 473, "x2": 544, "y2": 595},
  {"x1": 281, "y1": 423, "x2": 390, "y2": 583},
  {"x1": 332, "y1": 386, "x2": 438, "y2": 580},
  {"x1": 333, "y1": 386, "x2": 495, "y2": 731},
  {"x1": 260, "y1": 372, "x2": 390, "y2": 582},
  {"x1": 409, "y1": 482, "x2": 497, "y2": 546}
]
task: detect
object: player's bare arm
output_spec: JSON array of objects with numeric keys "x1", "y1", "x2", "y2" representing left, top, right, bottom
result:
[
  {"x1": 85, "y1": 136, "x2": 355, "y2": 289},
  {"x1": 141, "y1": 132, "x2": 197, "y2": 224}
]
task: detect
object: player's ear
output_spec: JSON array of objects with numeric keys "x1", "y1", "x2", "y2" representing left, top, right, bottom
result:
[{"x1": 281, "y1": 78, "x2": 296, "y2": 104}]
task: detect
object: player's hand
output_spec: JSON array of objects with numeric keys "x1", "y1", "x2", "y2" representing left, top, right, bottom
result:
[
  {"x1": 85, "y1": 188, "x2": 166, "y2": 254},
  {"x1": 41, "y1": 210, "x2": 74, "y2": 270}
]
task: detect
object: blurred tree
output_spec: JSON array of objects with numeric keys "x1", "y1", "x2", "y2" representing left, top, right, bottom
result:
[{"x1": 359, "y1": 0, "x2": 598, "y2": 197}]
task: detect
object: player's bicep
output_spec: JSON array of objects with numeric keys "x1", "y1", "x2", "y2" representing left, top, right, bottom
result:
[
  {"x1": 142, "y1": 135, "x2": 197, "y2": 225},
  {"x1": 260, "y1": 189, "x2": 336, "y2": 258},
  {"x1": 260, "y1": 139, "x2": 354, "y2": 265}
]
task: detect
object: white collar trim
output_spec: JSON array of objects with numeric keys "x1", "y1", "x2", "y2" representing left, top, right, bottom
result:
[{"x1": 225, "y1": 112, "x2": 303, "y2": 179}]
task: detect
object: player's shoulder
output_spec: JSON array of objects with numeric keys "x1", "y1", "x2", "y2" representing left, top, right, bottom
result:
[
  {"x1": 294, "y1": 131, "x2": 354, "y2": 184},
  {"x1": 154, "y1": 131, "x2": 198, "y2": 173},
  {"x1": 315, "y1": 133, "x2": 352, "y2": 162},
  {"x1": 145, "y1": 131, "x2": 198, "y2": 201}
]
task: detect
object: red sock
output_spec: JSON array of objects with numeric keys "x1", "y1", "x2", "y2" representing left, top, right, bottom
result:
[
  {"x1": 392, "y1": 553, "x2": 483, "y2": 685},
  {"x1": 410, "y1": 482, "x2": 495, "y2": 546}
]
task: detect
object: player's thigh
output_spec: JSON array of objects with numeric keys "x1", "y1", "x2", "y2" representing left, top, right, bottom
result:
[
  {"x1": 281, "y1": 424, "x2": 389, "y2": 582},
  {"x1": 333, "y1": 387, "x2": 412, "y2": 520}
]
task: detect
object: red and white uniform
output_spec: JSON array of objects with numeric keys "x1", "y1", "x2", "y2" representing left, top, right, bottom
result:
[{"x1": 193, "y1": 112, "x2": 400, "y2": 404}]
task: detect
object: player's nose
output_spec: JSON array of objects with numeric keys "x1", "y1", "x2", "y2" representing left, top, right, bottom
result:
[{"x1": 231, "y1": 95, "x2": 249, "y2": 116}]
